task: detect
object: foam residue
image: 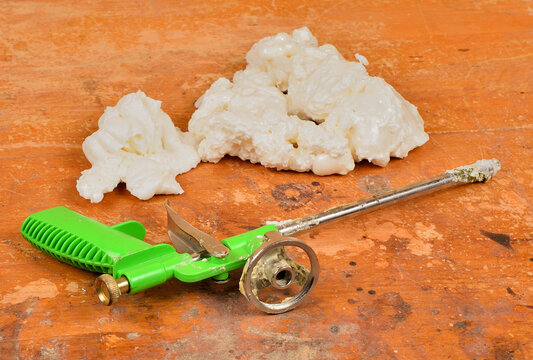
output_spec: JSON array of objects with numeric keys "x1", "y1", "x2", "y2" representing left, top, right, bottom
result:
[{"x1": 446, "y1": 159, "x2": 501, "y2": 183}]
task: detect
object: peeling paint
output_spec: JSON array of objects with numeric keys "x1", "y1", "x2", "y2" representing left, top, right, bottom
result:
[
  {"x1": 1, "y1": 278, "x2": 58, "y2": 305},
  {"x1": 371, "y1": 221, "x2": 411, "y2": 242},
  {"x1": 64, "y1": 281, "x2": 79, "y2": 293},
  {"x1": 104, "y1": 334, "x2": 123, "y2": 348},
  {"x1": 353, "y1": 238, "x2": 375, "y2": 255},
  {"x1": 375, "y1": 259, "x2": 389, "y2": 268},
  {"x1": 414, "y1": 222, "x2": 443, "y2": 241},
  {"x1": 126, "y1": 332, "x2": 141, "y2": 340},
  {"x1": 38, "y1": 342, "x2": 63, "y2": 360},
  {"x1": 408, "y1": 223, "x2": 441, "y2": 256},
  {"x1": 232, "y1": 188, "x2": 258, "y2": 205}
]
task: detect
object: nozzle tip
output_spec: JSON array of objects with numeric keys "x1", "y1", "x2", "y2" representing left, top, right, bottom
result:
[{"x1": 446, "y1": 159, "x2": 501, "y2": 183}]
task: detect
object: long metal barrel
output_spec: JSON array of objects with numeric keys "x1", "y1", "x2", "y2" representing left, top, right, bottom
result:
[{"x1": 275, "y1": 159, "x2": 500, "y2": 236}]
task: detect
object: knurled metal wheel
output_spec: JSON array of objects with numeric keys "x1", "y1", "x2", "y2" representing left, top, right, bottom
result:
[{"x1": 95, "y1": 274, "x2": 121, "y2": 305}]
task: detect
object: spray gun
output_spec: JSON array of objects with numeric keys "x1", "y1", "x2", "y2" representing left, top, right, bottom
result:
[{"x1": 20, "y1": 159, "x2": 500, "y2": 314}]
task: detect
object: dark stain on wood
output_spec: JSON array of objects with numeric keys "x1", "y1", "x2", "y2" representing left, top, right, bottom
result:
[
  {"x1": 481, "y1": 230, "x2": 513, "y2": 250},
  {"x1": 506, "y1": 287, "x2": 519, "y2": 298},
  {"x1": 271, "y1": 183, "x2": 313, "y2": 210},
  {"x1": 492, "y1": 337, "x2": 523, "y2": 360},
  {"x1": 384, "y1": 235, "x2": 409, "y2": 253},
  {"x1": 453, "y1": 321, "x2": 468, "y2": 330},
  {"x1": 358, "y1": 292, "x2": 412, "y2": 330}
]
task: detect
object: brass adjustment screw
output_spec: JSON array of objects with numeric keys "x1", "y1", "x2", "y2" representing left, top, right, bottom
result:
[{"x1": 95, "y1": 274, "x2": 129, "y2": 305}]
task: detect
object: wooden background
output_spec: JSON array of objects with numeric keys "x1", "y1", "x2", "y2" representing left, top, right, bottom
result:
[{"x1": 1, "y1": 1, "x2": 532, "y2": 359}]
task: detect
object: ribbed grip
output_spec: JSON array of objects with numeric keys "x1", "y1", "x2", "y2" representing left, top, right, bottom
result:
[
  {"x1": 20, "y1": 206, "x2": 151, "y2": 275},
  {"x1": 21, "y1": 216, "x2": 114, "y2": 273}
]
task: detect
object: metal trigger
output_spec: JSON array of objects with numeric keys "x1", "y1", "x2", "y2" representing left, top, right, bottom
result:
[{"x1": 165, "y1": 200, "x2": 230, "y2": 258}]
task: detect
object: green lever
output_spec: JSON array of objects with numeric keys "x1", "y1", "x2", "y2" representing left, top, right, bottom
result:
[{"x1": 21, "y1": 206, "x2": 278, "y2": 304}]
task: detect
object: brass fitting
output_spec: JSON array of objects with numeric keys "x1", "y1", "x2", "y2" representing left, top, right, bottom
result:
[{"x1": 95, "y1": 274, "x2": 129, "y2": 305}]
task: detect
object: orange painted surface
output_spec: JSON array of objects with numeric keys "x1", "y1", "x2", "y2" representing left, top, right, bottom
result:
[{"x1": 1, "y1": 1, "x2": 532, "y2": 359}]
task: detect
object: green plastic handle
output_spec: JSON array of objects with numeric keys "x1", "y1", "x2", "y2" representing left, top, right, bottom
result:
[
  {"x1": 20, "y1": 206, "x2": 151, "y2": 273},
  {"x1": 21, "y1": 206, "x2": 278, "y2": 294}
]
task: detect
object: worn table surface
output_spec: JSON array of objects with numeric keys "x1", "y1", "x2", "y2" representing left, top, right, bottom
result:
[{"x1": 1, "y1": 1, "x2": 532, "y2": 359}]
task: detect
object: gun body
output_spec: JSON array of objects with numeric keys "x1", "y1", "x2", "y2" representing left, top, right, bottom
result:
[{"x1": 21, "y1": 207, "x2": 277, "y2": 293}]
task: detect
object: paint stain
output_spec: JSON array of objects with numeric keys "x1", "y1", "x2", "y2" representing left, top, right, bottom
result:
[
  {"x1": 357, "y1": 175, "x2": 391, "y2": 195},
  {"x1": 38, "y1": 342, "x2": 63, "y2": 360},
  {"x1": 180, "y1": 305, "x2": 199, "y2": 321},
  {"x1": 515, "y1": 305, "x2": 533, "y2": 310},
  {"x1": 83, "y1": 78, "x2": 98, "y2": 91},
  {"x1": 506, "y1": 287, "x2": 519, "y2": 298},
  {"x1": 110, "y1": 306, "x2": 126, "y2": 316},
  {"x1": 358, "y1": 292, "x2": 412, "y2": 330},
  {"x1": 384, "y1": 235, "x2": 409, "y2": 253},
  {"x1": 271, "y1": 183, "x2": 313, "y2": 210},
  {"x1": 453, "y1": 321, "x2": 468, "y2": 330},
  {"x1": 481, "y1": 231, "x2": 513, "y2": 250},
  {"x1": 492, "y1": 337, "x2": 523, "y2": 360}
]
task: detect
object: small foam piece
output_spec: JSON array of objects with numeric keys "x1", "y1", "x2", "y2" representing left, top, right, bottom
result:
[{"x1": 77, "y1": 91, "x2": 200, "y2": 203}]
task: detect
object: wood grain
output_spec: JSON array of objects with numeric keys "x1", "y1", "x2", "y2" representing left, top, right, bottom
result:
[{"x1": 1, "y1": 1, "x2": 532, "y2": 359}]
